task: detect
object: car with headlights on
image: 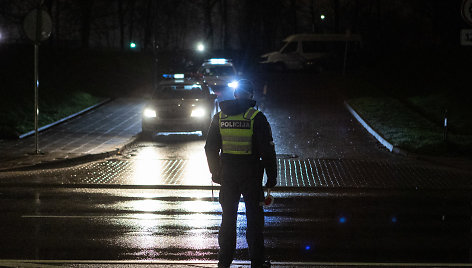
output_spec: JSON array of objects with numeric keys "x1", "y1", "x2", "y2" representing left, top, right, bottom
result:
[
  {"x1": 197, "y1": 58, "x2": 240, "y2": 101},
  {"x1": 142, "y1": 74, "x2": 217, "y2": 138}
]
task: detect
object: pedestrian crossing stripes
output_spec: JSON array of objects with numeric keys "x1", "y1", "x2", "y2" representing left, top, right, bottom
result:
[
  {"x1": 276, "y1": 158, "x2": 471, "y2": 189},
  {"x1": 0, "y1": 158, "x2": 470, "y2": 190}
]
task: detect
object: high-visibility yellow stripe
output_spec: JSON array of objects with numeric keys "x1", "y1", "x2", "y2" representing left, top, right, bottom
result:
[
  {"x1": 244, "y1": 108, "x2": 258, "y2": 119},
  {"x1": 222, "y1": 144, "x2": 252, "y2": 154},
  {"x1": 219, "y1": 107, "x2": 259, "y2": 155},
  {"x1": 222, "y1": 135, "x2": 252, "y2": 142}
]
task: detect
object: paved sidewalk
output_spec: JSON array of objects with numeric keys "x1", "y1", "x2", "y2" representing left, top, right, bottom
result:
[{"x1": 0, "y1": 98, "x2": 144, "y2": 171}]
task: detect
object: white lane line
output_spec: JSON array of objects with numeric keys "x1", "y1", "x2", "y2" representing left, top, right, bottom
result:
[
  {"x1": 0, "y1": 260, "x2": 61, "y2": 267},
  {"x1": 21, "y1": 215, "x2": 172, "y2": 219},
  {"x1": 21, "y1": 215, "x2": 222, "y2": 220}
]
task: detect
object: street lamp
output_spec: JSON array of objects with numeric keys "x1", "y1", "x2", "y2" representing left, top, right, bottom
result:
[{"x1": 196, "y1": 43, "x2": 205, "y2": 52}]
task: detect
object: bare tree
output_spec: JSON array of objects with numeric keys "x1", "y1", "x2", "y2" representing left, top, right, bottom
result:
[
  {"x1": 143, "y1": 0, "x2": 153, "y2": 50},
  {"x1": 118, "y1": 0, "x2": 125, "y2": 50},
  {"x1": 290, "y1": 0, "x2": 298, "y2": 33},
  {"x1": 260, "y1": 0, "x2": 283, "y2": 50},
  {"x1": 310, "y1": 0, "x2": 315, "y2": 32},
  {"x1": 333, "y1": 0, "x2": 339, "y2": 33},
  {"x1": 54, "y1": 0, "x2": 61, "y2": 47},
  {"x1": 203, "y1": 0, "x2": 218, "y2": 49},
  {"x1": 128, "y1": 0, "x2": 135, "y2": 45},
  {"x1": 79, "y1": 0, "x2": 94, "y2": 49},
  {"x1": 221, "y1": 0, "x2": 228, "y2": 50},
  {"x1": 352, "y1": 0, "x2": 360, "y2": 33}
]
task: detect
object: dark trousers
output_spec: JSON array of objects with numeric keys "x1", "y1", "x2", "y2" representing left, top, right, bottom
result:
[{"x1": 218, "y1": 176, "x2": 265, "y2": 267}]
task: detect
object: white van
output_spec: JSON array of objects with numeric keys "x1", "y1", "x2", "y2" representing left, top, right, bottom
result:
[{"x1": 260, "y1": 33, "x2": 362, "y2": 71}]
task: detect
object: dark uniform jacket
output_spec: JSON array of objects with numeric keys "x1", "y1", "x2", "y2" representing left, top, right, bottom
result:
[{"x1": 205, "y1": 99, "x2": 277, "y2": 184}]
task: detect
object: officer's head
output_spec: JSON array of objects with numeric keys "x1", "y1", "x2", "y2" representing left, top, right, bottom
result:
[{"x1": 234, "y1": 79, "x2": 254, "y2": 100}]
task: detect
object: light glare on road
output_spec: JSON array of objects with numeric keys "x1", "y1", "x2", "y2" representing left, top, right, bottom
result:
[
  {"x1": 130, "y1": 144, "x2": 212, "y2": 186},
  {"x1": 132, "y1": 147, "x2": 163, "y2": 185}
]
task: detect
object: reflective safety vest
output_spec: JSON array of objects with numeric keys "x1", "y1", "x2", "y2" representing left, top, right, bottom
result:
[{"x1": 219, "y1": 107, "x2": 260, "y2": 155}]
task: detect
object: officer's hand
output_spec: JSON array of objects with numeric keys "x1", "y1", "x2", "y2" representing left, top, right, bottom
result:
[
  {"x1": 212, "y1": 174, "x2": 222, "y2": 185},
  {"x1": 265, "y1": 177, "x2": 276, "y2": 188}
]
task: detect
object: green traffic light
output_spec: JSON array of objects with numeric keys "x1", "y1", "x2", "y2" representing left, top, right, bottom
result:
[{"x1": 130, "y1": 42, "x2": 136, "y2": 48}]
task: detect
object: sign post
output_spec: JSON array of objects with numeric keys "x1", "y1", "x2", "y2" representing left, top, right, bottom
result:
[{"x1": 23, "y1": 7, "x2": 52, "y2": 154}]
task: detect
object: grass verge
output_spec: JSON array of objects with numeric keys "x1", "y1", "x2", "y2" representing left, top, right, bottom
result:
[
  {"x1": 0, "y1": 91, "x2": 102, "y2": 138},
  {"x1": 406, "y1": 93, "x2": 472, "y2": 135},
  {"x1": 339, "y1": 48, "x2": 472, "y2": 157},
  {"x1": 348, "y1": 97, "x2": 472, "y2": 156},
  {"x1": 0, "y1": 46, "x2": 154, "y2": 139}
]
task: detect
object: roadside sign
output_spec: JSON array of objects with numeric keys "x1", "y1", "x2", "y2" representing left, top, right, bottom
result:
[
  {"x1": 461, "y1": 29, "x2": 472, "y2": 45},
  {"x1": 23, "y1": 8, "x2": 53, "y2": 154},
  {"x1": 23, "y1": 9, "x2": 52, "y2": 43},
  {"x1": 462, "y1": 0, "x2": 472, "y2": 26}
]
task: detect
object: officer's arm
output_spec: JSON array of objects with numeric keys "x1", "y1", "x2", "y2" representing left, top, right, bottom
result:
[
  {"x1": 254, "y1": 113, "x2": 277, "y2": 185},
  {"x1": 204, "y1": 113, "x2": 222, "y2": 179}
]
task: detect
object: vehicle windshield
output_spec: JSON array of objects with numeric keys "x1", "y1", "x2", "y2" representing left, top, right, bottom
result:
[
  {"x1": 153, "y1": 84, "x2": 205, "y2": 99},
  {"x1": 202, "y1": 66, "x2": 235, "y2": 76},
  {"x1": 281, "y1": 41, "x2": 297, "y2": 54}
]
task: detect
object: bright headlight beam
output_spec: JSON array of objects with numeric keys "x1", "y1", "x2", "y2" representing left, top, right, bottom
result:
[
  {"x1": 191, "y1": 108, "x2": 205, "y2": 118},
  {"x1": 144, "y1": 108, "x2": 157, "y2": 118},
  {"x1": 228, "y1": 81, "x2": 239, "y2": 89}
]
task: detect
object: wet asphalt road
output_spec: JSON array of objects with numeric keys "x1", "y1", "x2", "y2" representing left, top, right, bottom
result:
[
  {"x1": 0, "y1": 187, "x2": 471, "y2": 264},
  {"x1": 1, "y1": 72, "x2": 472, "y2": 265}
]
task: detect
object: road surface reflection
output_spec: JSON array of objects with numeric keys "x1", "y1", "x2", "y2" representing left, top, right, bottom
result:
[{"x1": 130, "y1": 133, "x2": 212, "y2": 186}]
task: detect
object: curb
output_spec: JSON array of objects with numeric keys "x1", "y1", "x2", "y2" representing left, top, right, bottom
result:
[
  {"x1": 344, "y1": 101, "x2": 408, "y2": 156},
  {"x1": 1, "y1": 97, "x2": 137, "y2": 172},
  {"x1": 0, "y1": 135, "x2": 139, "y2": 172},
  {"x1": 18, "y1": 98, "x2": 112, "y2": 139}
]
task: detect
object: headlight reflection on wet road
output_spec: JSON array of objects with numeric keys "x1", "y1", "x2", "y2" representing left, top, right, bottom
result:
[
  {"x1": 117, "y1": 190, "x2": 222, "y2": 253},
  {"x1": 182, "y1": 157, "x2": 212, "y2": 185},
  {"x1": 130, "y1": 142, "x2": 212, "y2": 186},
  {"x1": 132, "y1": 147, "x2": 164, "y2": 185}
]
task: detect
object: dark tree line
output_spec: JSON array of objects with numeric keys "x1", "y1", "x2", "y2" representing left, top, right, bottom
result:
[{"x1": 0, "y1": 0, "x2": 467, "y2": 52}]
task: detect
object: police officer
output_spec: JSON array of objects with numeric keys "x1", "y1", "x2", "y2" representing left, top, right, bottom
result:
[{"x1": 205, "y1": 79, "x2": 277, "y2": 268}]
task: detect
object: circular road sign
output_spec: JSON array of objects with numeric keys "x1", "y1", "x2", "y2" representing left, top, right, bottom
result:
[
  {"x1": 462, "y1": 0, "x2": 472, "y2": 26},
  {"x1": 23, "y1": 9, "x2": 52, "y2": 42}
]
